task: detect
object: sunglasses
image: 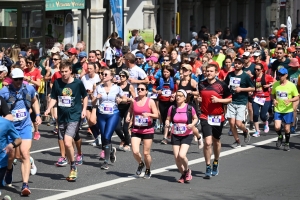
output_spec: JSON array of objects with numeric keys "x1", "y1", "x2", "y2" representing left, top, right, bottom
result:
[
  {"x1": 277, "y1": 73, "x2": 284, "y2": 77},
  {"x1": 103, "y1": 73, "x2": 109, "y2": 77},
  {"x1": 120, "y1": 75, "x2": 126, "y2": 78},
  {"x1": 96, "y1": 54, "x2": 101, "y2": 56},
  {"x1": 53, "y1": 58, "x2": 60, "y2": 61},
  {"x1": 13, "y1": 78, "x2": 23, "y2": 81},
  {"x1": 137, "y1": 88, "x2": 146, "y2": 91},
  {"x1": 161, "y1": 51, "x2": 167, "y2": 53},
  {"x1": 135, "y1": 58, "x2": 143, "y2": 60},
  {"x1": 254, "y1": 68, "x2": 261, "y2": 71},
  {"x1": 164, "y1": 59, "x2": 170, "y2": 62},
  {"x1": 99, "y1": 72, "x2": 104, "y2": 76}
]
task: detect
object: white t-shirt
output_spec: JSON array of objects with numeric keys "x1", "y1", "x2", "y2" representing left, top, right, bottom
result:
[
  {"x1": 104, "y1": 47, "x2": 116, "y2": 65},
  {"x1": 128, "y1": 65, "x2": 147, "y2": 90},
  {"x1": 81, "y1": 74, "x2": 100, "y2": 106}
]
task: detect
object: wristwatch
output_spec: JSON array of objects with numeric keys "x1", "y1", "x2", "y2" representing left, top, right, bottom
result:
[{"x1": 11, "y1": 142, "x2": 17, "y2": 148}]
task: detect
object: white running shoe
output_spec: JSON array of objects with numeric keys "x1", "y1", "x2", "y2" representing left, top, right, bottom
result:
[{"x1": 30, "y1": 157, "x2": 37, "y2": 175}]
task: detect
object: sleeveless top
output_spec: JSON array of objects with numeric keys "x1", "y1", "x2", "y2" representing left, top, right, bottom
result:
[
  {"x1": 118, "y1": 82, "x2": 131, "y2": 111},
  {"x1": 131, "y1": 97, "x2": 154, "y2": 134},
  {"x1": 178, "y1": 79, "x2": 195, "y2": 102}
]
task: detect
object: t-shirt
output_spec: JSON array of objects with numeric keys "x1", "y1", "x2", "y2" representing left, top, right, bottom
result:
[
  {"x1": 128, "y1": 65, "x2": 148, "y2": 90},
  {"x1": 224, "y1": 71, "x2": 254, "y2": 105},
  {"x1": 253, "y1": 74, "x2": 274, "y2": 101},
  {"x1": 109, "y1": 63, "x2": 127, "y2": 77},
  {"x1": 198, "y1": 79, "x2": 231, "y2": 121},
  {"x1": 288, "y1": 68, "x2": 300, "y2": 85},
  {"x1": 271, "y1": 58, "x2": 291, "y2": 73},
  {"x1": 104, "y1": 47, "x2": 116, "y2": 65},
  {"x1": 51, "y1": 78, "x2": 87, "y2": 123},
  {"x1": 81, "y1": 74, "x2": 101, "y2": 106},
  {"x1": 218, "y1": 68, "x2": 231, "y2": 81},
  {"x1": 271, "y1": 81, "x2": 299, "y2": 113},
  {"x1": 0, "y1": 117, "x2": 20, "y2": 168},
  {"x1": 51, "y1": 71, "x2": 62, "y2": 84},
  {"x1": 24, "y1": 68, "x2": 42, "y2": 90},
  {"x1": 212, "y1": 54, "x2": 225, "y2": 69},
  {"x1": 243, "y1": 63, "x2": 255, "y2": 76},
  {"x1": 170, "y1": 62, "x2": 180, "y2": 73}
]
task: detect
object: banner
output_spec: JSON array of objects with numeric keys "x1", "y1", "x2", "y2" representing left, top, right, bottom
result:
[
  {"x1": 127, "y1": 29, "x2": 154, "y2": 47},
  {"x1": 46, "y1": 0, "x2": 85, "y2": 11},
  {"x1": 110, "y1": 0, "x2": 124, "y2": 39},
  {"x1": 287, "y1": 16, "x2": 292, "y2": 47}
]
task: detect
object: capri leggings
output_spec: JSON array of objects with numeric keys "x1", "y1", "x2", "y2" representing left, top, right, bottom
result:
[
  {"x1": 159, "y1": 101, "x2": 174, "y2": 131},
  {"x1": 115, "y1": 108, "x2": 130, "y2": 146},
  {"x1": 97, "y1": 111, "x2": 120, "y2": 146},
  {"x1": 252, "y1": 101, "x2": 271, "y2": 122}
]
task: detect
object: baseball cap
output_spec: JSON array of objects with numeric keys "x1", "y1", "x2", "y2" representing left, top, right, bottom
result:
[
  {"x1": 135, "y1": 52, "x2": 145, "y2": 59},
  {"x1": 234, "y1": 57, "x2": 244, "y2": 64},
  {"x1": 244, "y1": 38, "x2": 250, "y2": 43},
  {"x1": 280, "y1": 24, "x2": 287, "y2": 28},
  {"x1": 146, "y1": 56, "x2": 158, "y2": 63},
  {"x1": 68, "y1": 48, "x2": 77, "y2": 54},
  {"x1": 253, "y1": 51, "x2": 261, "y2": 57},
  {"x1": 189, "y1": 52, "x2": 198, "y2": 58},
  {"x1": 11, "y1": 68, "x2": 24, "y2": 78},
  {"x1": 0, "y1": 65, "x2": 8, "y2": 72},
  {"x1": 192, "y1": 32, "x2": 198, "y2": 37},
  {"x1": 115, "y1": 51, "x2": 122, "y2": 57},
  {"x1": 119, "y1": 70, "x2": 129, "y2": 78},
  {"x1": 278, "y1": 67, "x2": 288, "y2": 75},
  {"x1": 213, "y1": 47, "x2": 221, "y2": 55},
  {"x1": 179, "y1": 42, "x2": 185, "y2": 47},
  {"x1": 78, "y1": 51, "x2": 87, "y2": 58},
  {"x1": 19, "y1": 51, "x2": 26, "y2": 57},
  {"x1": 181, "y1": 64, "x2": 192, "y2": 71},
  {"x1": 50, "y1": 47, "x2": 60, "y2": 53},
  {"x1": 268, "y1": 35, "x2": 276, "y2": 40},
  {"x1": 288, "y1": 58, "x2": 299, "y2": 67},
  {"x1": 242, "y1": 51, "x2": 251, "y2": 57}
]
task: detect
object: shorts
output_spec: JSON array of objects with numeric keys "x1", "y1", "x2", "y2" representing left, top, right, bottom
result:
[
  {"x1": 248, "y1": 96, "x2": 253, "y2": 103},
  {"x1": 16, "y1": 125, "x2": 33, "y2": 140},
  {"x1": 171, "y1": 134, "x2": 193, "y2": 146},
  {"x1": 131, "y1": 132, "x2": 154, "y2": 140},
  {"x1": 225, "y1": 103, "x2": 246, "y2": 121},
  {"x1": 87, "y1": 106, "x2": 93, "y2": 111},
  {"x1": 58, "y1": 121, "x2": 81, "y2": 140},
  {"x1": 201, "y1": 119, "x2": 224, "y2": 140},
  {"x1": 274, "y1": 112, "x2": 294, "y2": 124}
]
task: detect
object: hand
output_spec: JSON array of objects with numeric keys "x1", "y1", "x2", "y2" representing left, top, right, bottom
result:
[
  {"x1": 284, "y1": 99, "x2": 291, "y2": 105},
  {"x1": 198, "y1": 96, "x2": 202, "y2": 102},
  {"x1": 273, "y1": 99, "x2": 278, "y2": 107},
  {"x1": 151, "y1": 79, "x2": 156, "y2": 84},
  {"x1": 211, "y1": 95, "x2": 219, "y2": 103},
  {"x1": 234, "y1": 87, "x2": 242, "y2": 93},
  {"x1": 187, "y1": 124, "x2": 193, "y2": 129},
  {"x1": 35, "y1": 116, "x2": 42, "y2": 126},
  {"x1": 157, "y1": 90, "x2": 162, "y2": 95},
  {"x1": 170, "y1": 96, "x2": 175, "y2": 102},
  {"x1": 81, "y1": 109, "x2": 86, "y2": 118},
  {"x1": 165, "y1": 121, "x2": 170, "y2": 127},
  {"x1": 3, "y1": 143, "x2": 14, "y2": 154},
  {"x1": 44, "y1": 109, "x2": 50, "y2": 116},
  {"x1": 116, "y1": 98, "x2": 122, "y2": 104},
  {"x1": 186, "y1": 90, "x2": 192, "y2": 94},
  {"x1": 126, "y1": 116, "x2": 131, "y2": 123}
]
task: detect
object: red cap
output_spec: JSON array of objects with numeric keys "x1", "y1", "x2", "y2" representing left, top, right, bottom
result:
[{"x1": 68, "y1": 48, "x2": 77, "y2": 54}]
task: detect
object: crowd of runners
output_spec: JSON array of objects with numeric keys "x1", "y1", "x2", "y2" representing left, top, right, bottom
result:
[{"x1": 0, "y1": 24, "x2": 300, "y2": 196}]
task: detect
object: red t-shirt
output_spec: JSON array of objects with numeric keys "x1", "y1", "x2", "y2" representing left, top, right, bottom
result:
[
  {"x1": 51, "y1": 71, "x2": 62, "y2": 83},
  {"x1": 253, "y1": 74, "x2": 274, "y2": 101},
  {"x1": 198, "y1": 79, "x2": 231, "y2": 121},
  {"x1": 24, "y1": 68, "x2": 42, "y2": 90},
  {"x1": 218, "y1": 68, "x2": 232, "y2": 80}
]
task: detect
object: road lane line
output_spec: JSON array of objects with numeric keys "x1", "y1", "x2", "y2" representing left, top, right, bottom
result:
[
  {"x1": 30, "y1": 188, "x2": 71, "y2": 192},
  {"x1": 38, "y1": 134, "x2": 299, "y2": 200}
]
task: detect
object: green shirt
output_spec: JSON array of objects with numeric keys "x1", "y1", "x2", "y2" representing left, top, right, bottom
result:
[
  {"x1": 212, "y1": 54, "x2": 225, "y2": 69},
  {"x1": 51, "y1": 78, "x2": 87, "y2": 123},
  {"x1": 225, "y1": 71, "x2": 254, "y2": 105},
  {"x1": 271, "y1": 81, "x2": 299, "y2": 113},
  {"x1": 287, "y1": 68, "x2": 300, "y2": 85}
]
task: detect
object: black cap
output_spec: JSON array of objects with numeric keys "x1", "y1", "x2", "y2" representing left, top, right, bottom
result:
[{"x1": 234, "y1": 57, "x2": 245, "y2": 64}]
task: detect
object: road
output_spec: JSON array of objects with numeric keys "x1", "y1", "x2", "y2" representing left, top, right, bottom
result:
[{"x1": 1, "y1": 121, "x2": 300, "y2": 200}]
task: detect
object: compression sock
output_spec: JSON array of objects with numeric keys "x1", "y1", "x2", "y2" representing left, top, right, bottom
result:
[
  {"x1": 104, "y1": 145, "x2": 111, "y2": 163},
  {"x1": 276, "y1": 130, "x2": 282, "y2": 136},
  {"x1": 285, "y1": 133, "x2": 290, "y2": 143}
]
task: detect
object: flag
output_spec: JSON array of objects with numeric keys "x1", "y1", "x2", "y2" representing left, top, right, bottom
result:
[
  {"x1": 110, "y1": 0, "x2": 124, "y2": 39},
  {"x1": 287, "y1": 16, "x2": 292, "y2": 47}
]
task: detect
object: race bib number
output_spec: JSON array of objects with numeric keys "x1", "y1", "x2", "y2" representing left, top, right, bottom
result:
[
  {"x1": 173, "y1": 123, "x2": 187, "y2": 135},
  {"x1": 208, "y1": 115, "x2": 221, "y2": 126},
  {"x1": 254, "y1": 96, "x2": 266, "y2": 106},
  {"x1": 134, "y1": 115, "x2": 149, "y2": 127},
  {"x1": 58, "y1": 96, "x2": 72, "y2": 107},
  {"x1": 230, "y1": 77, "x2": 241, "y2": 87},
  {"x1": 162, "y1": 89, "x2": 172, "y2": 97},
  {"x1": 99, "y1": 102, "x2": 114, "y2": 114},
  {"x1": 123, "y1": 91, "x2": 130, "y2": 98},
  {"x1": 290, "y1": 78, "x2": 298, "y2": 85},
  {"x1": 276, "y1": 91, "x2": 288, "y2": 100},
  {"x1": 148, "y1": 92, "x2": 158, "y2": 99},
  {"x1": 12, "y1": 108, "x2": 27, "y2": 122}
]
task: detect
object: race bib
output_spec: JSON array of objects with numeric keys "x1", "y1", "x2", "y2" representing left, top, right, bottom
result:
[
  {"x1": 208, "y1": 115, "x2": 221, "y2": 126},
  {"x1": 148, "y1": 92, "x2": 158, "y2": 99},
  {"x1": 290, "y1": 78, "x2": 298, "y2": 85},
  {"x1": 230, "y1": 77, "x2": 241, "y2": 87},
  {"x1": 254, "y1": 96, "x2": 266, "y2": 106},
  {"x1": 162, "y1": 89, "x2": 172, "y2": 97},
  {"x1": 12, "y1": 108, "x2": 27, "y2": 122},
  {"x1": 123, "y1": 91, "x2": 130, "y2": 98},
  {"x1": 58, "y1": 96, "x2": 72, "y2": 107},
  {"x1": 99, "y1": 102, "x2": 114, "y2": 114},
  {"x1": 134, "y1": 115, "x2": 149, "y2": 127},
  {"x1": 277, "y1": 91, "x2": 288, "y2": 100},
  {"x1": 173, "y1": 123, "x2": 187, "y2": 135}
]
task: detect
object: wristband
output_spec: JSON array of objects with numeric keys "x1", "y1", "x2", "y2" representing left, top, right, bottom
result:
[{"x1": 36, "y1": 114, "x2": 41, "y2": 117}]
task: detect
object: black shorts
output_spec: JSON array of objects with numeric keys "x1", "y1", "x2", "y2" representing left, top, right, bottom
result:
[
  {"x1": 131, "y1": 132, "x2": 154, "y2": 140},
  {"x1": 171, "y1": 134, "x2": 193, "y2": 146},
  {"x1": 248, "y1": 96, "x2": 253, "y2": 103},
  {"x1": 201, "y1": 119, "x2": 224, "y2": 140},
  {"x1": 87, "y1": 106, "x2": 93, "y2": 111}
]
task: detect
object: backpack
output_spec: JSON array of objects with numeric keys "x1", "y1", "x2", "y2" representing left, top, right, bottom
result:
[
  {"x1": 159, "y1": 77, "x2": 174, "y2": 91},
  {"x1": 170, "y1": 104, "x2": 193, "y2": 124},
  {"x1": 7, "y1": 84, "x2": 32, "y2": 111}
]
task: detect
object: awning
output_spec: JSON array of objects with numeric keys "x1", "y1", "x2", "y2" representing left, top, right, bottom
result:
[{"x1": 46, "y1": 0, "x2": 85, "y2": 11}]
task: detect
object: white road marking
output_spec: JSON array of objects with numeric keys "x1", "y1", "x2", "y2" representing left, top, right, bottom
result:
[
  {"x1": 38, "y1": 134, "x2": 299, "y2": 200},
  {"x1": 30, "y1": 188, "x2": 71, "y2": 192}
]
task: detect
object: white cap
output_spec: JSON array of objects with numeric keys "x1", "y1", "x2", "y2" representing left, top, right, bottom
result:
[
  {"x1": 242, "y1": 52, "x2": 251, "y2": 57},
  {"x1": 179, "y1": 42, "x2": 185, "y2": 47},
  {"x1": 253, "y1": 51, "x2": 261, "y2": 57},
  {"x1": 50, "y1": 47, "x2": 60, "y2": 53},
  {"x1": 280, "y1": 24, "x2": 287, "y2": 28},
  {"x1": 0, "y1": 65, "x2": 8, "y2": 72},
  {"x1": 11, "y1": 68, "x2": 24, "y2": 78}
]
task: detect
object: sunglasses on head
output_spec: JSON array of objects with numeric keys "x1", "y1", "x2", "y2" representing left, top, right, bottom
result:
[
  {"x1": 13, "y1": 78, "x2": 23, "y2": 81},
  {"x1": 137, "y1": 88, "x2": 145, "y2": 91}
]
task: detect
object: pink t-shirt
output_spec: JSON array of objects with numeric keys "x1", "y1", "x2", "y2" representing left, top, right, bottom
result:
[{"x1": 167, "y1": 104, "x2": 196, "y2": 136}]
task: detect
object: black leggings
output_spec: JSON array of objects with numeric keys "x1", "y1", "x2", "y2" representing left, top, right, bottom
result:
[
  {"x1": 159, "y1": 101, "x2": 174, "y2": 133},
  {"x1": 115, "y1": 108, "x2": 130, "y2": 146}
]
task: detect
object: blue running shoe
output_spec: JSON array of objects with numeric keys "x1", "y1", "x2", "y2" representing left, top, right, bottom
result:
[
  {"x1": 204, "y1": 165, "x2": 212, "y2": 179},
  {"x1": 212, "y1": 161, "x2": 219, "y2": 176},
  {"x1": 291, "y1": 126, "x2": 296, "y2": 134}
]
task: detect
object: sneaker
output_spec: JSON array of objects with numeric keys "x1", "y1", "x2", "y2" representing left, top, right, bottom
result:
[
  {"x1": 264, "y1": 122, "x2": 269, "y2": 133},
  {"x1": 230, "y1": 141, "x2": 241, "y2": 149},
  {"x1": 4, "y1": 165, "x2": 13, "y2": 186},
  {"x1": 284, "y1": 143, "x2": 290, "y2": 151},
  {"x1": 161, "y1": 138, "x2": 168, "y2": 145},
  {"x1": 75, "y1": 154, "x2": 83, "y2": 165},
  {"x1": 56, "y1": 157, "x2": 68, "y2": 167},
  {"x1": 184, "y1": 169, "x2": 192, "y2": 182},
  {"x1": 223, "y1": 119, "x2": 229, "y2": 126},
  {"x1": 177, "y1": 174, "x2": 185, "y2": 183},
  {"x1": 252, "y1": 131, "x2": 260, "y2": 137},
  {"x1": 249, "y1": 121, "x2": 254, "y2": 130},
  {"x1": 33, "y1": 132, "x2": 40, "y2": 140},
  {"x1": 204, "y1": 165, "x2": 212, "y2": 179},
  {"x1": 99, "y1": 150, "x2": 105, "y2": 160},
  {"x1": 143, "y1": 169, "x2": 151, "y2": 179},
  {"x1": 295, "y1": 117, "x2": 299, "y2": 130},
  {"x1": 123, "y1": 146, "x2": 131, "y2": 152},
  {"x1": 212, "y1": 161, "x2": 219, "y2": 176},
  {"x1": 110, "y1": 147, "x2": 116, "y2": 163},
  {"x1": 30, "y1": 157, "x2": 37, "y2": 175},
  {"x1": 276, "y1": 135, "x2": 283, "y2": 148},
  {"x1": 291, "y1": 126, "x2": 296, "y2": 134},
  {"x1": 90, "y1": 140, "x2": 97, "y2": 147},
  {"x1": 243, "y1": 128, "x2": 251, "y2": 144},
  {"x1": 52, "y1": 127, "x2": 58, "y2": 135},
  {"x1": 100, "y1": 162, "x2": 109, "y2": 170},
  {"x1": 136, "y1": 161, "x2": 145, "y2": 175},
  {"x1": 21, "y1": 183, "x2": 31, "y2": 196},
  {"x1": 66, "y1": 168, "x2": 77, "y2": 182},
  {"x1": 198, "y1": 135, "x2": 204, "y2": 149},
  {"x1": 228, "y1": 130, "x2": 233, "y2": 136},
  {"x1": 13, "y1": 158, "x2": 18, "y2": 165},
  {"x1": 47, "y1": 118, "x2": 55, "y2": 126}
]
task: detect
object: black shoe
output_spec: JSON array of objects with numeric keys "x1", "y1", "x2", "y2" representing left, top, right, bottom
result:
[
  {"x1": 136, "y1": 161, "x2": 145, "y2": 175},
  {"x1": 143, "y1": 169, "x2": 151, "y2": 179},
  {"x1": 276, "y1": 135, "x2": 283, "y2": 148},
  {"x1": 249, "y1": 121, "x2": 254, "y2": 130}
]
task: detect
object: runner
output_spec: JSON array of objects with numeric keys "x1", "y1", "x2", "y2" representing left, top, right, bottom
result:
[
  {"x1": 45, "y1": 61, "x2": 87, "y2": 181},
  {"x1": 126, "y1": 83, "x2": 158, "y2": 179},
  {"x1": 271, "y1": 67, "x2": 299, "y2": 151},
  {"x1": 198, "y1": 63, "x2": 232, "y2": 179},
  {"x1": 165, "y1": 89, "x2": 198, "y2": 183}
]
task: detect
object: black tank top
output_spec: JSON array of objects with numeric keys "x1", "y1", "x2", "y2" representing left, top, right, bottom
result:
[
  {"x1": 118, "y1": 82, "x2": 131, "y2": 111},
  {"x1": 178, "y1": 79, "x2": 195, "y2": 102}
]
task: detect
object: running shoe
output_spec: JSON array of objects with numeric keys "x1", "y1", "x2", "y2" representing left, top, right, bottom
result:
[
  {"x1": 284, "y1": 143, "x2": 290, "y2": 151},
  {"x1": 90, "y1": 140, "x2": 97, "y2": 147},
  {"x1": 110, "y1": 147, "x2": 116, "y2": 163},
  {"x1": 223, "y1": 119, "x2": 229, "y2": 126},
  {"x1": 4, "y1": 165, "x2": 13, "y2": 186},
  {"x1": 291, "y1": 126, "x2": 296, "y2": 134},
  {"x1": 75, "y1": 154, "x2": 83, "y2": 165},
  {"x1": 184, "y1": 169, "x2": 192, "y2": 182},
  {"x1": 52, "y1": 127, "x2": 58, "y2": 135},
  {"x1": 161, "y1": 138, "x2": 168, "y2": 145},
  {"x1": 136, "y1": 161, "x2": 145, "y2": 175},
  {"x1": 249, "y1": 121, "x2": 254, "y2": 130},
  {"x1": 212, "y1": 161, "x2": 219, "y2": 176},
  {"x1": 204, "y1": 165, "x2": 212, "y2": 179},
  {"x1": 21, "y1": 183, "x2": 31, "y2": 196},
  {"x1": 228, "y1": 130, "x2": 233, "y2": 136},
  {"x1": 30, "y1": 157, "x2": 37, "y2": 175},
  {"x1": 230, "y1": 141, "x2": 241, "y2": 149},
  {"x1": 123, "y1": 146, "x2": 131, "y2": 152},
  {"x1": 33, "y1": 132, "x2": 40, "y2": 140},
  {"x1": 143, "y1": 169, "x2": 152, "y2": 179},
  {"x1": 295, "y1": 117, "x2": 299, "y2": 130},
  {"x1": 99, "y1": 150, "x2": 105, "y2": 160},
  {"x1": 13, "y1": 159, "x2": 18, "y2": 165},
  {"x1": 100, "y1": 162, "x2": 109, "y2": 170},
  {"x1": 47, "y1": 118, "x2": 55, "y2": 126},
  {"x1": 177, "y1": 174, "x2": 185, "y2": 183},
  {"x1": 198, "y1": 135, "x2": 204, "y2": 149},
  {"x1": 66, "y1": 168, "x2": 77, "y2": 182},
  {"x1": 56, "y1": 157, "x2": 68, "y2": 167},
  {"x1": 96, "y1": 135, "x2": 102, "y2": 146},
  {"x1": 243, "y1": 128, "x2": 251, "y2": 144},
  {"x1": 252, "y1": 131, "x2": 260, "y2": 137},
  {"x1": 276, "y1": 135, "x2": 283, "y2": 148},
  {"x1": 264, "y1": 122, "x2": 269, "y2": 133}
]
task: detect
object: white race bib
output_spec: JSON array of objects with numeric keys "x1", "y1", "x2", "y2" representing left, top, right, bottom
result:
[
  {"x1": 148, "y1": 92, "x2": 158, "y2": 99},
  {"x1": 99, "y1": 102, "x2": 114, "y2": 114},
  {"x1": 162, "y1": 89, "x2": 172, "y2": 97},
  {"x1": 173, "y1": 123, "x2": 187, "y2": 135},
  {"x1": 230, "y1": 77, "x2": 241, "y2": 87},
  {"x1": 134, "y1": 115, "x2": 149, "y2": 127},
  {"x1": 276, "y1": 91, "x2": 288, "y2": 100},
  {"x1": 12, "y1": 108, "x2": 27, "y2": 122},
  {"x1": 208, "y1": 115, "x2": 221, "y2": 126},
  {"x1": 58, "y1": 96, "x2": 72, "y2": 107},
  {"x1": 123, "y1": 91, "x2": 130, "y2": 98},
  {"x1": 254, "y1": 96, "x2": 266, "y2": 106},
  {"x1": 290, "y1": 78, "x2": 298, "y2": 85}
]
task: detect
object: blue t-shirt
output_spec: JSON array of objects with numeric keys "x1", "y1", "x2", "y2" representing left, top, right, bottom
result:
[
  {"x1": 0, "y1": 84, "x2": 36, "y2": 130},
  {"x1": 0, "y1": 117, "x2": 20, "y2": 168}
]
